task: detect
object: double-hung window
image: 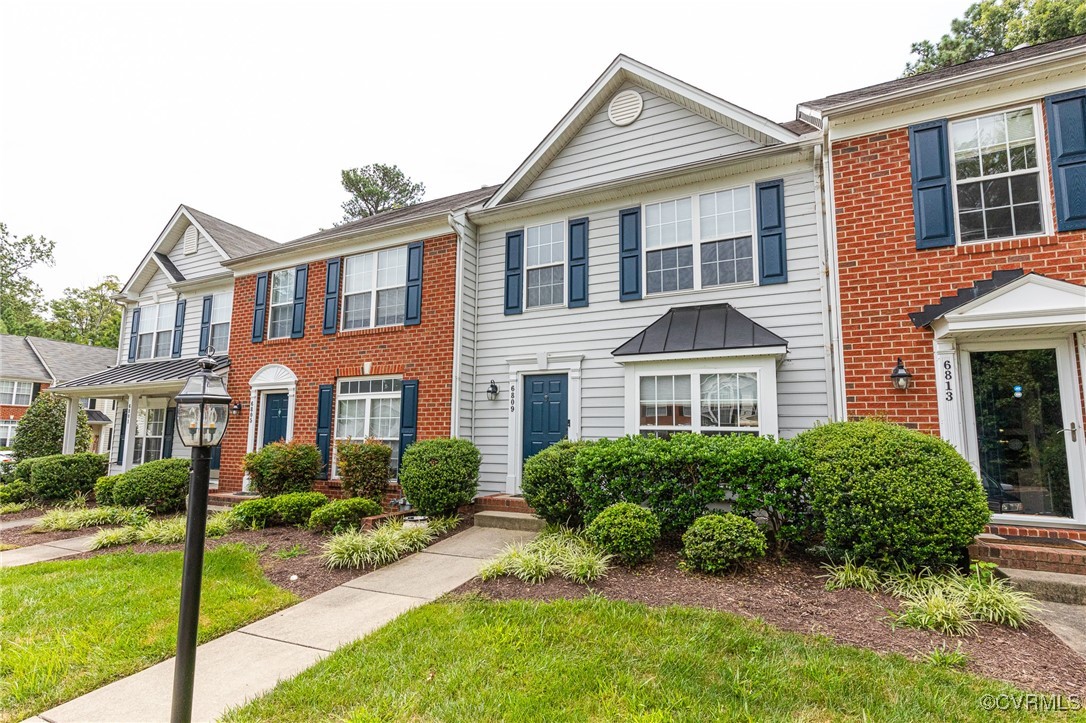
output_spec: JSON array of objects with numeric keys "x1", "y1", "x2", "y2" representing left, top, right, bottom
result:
[
  {"x1": 268, "y1": 270, "x2": 295, "y2": 339},
  {"x1": 334, "y1": 377, "x2": 402, "y2": 472},
  {"x1": 0, "y1": 380, "x2": 33, "y2": 405},
  {"x1": 132, "y1": 406, "x2": 167, "y2": 464},
  {"x1": 638, "y1": 371, "x2": 760, "y2": 437},
  {"x1": 644, "y1": 185, "x2": 755, "y2": 295},
  {"x1": 341, "y1": 247, "x2": 407, "y2": 330},
  {"x1": 136, "y1": 303, "x2": 174, "y2": 359},
  {"x1": 210, "y1": 291, "x2": 232, "y2": 352},
  {"x1": 951, "y1": 107, "x2": 1045, "y2": 242},
  {"x1": 525, "y1": 222, "x2": 565, "y2": 308},
  {"x1": 0, "y1": 419, "x2": 16, "y2": 447}
]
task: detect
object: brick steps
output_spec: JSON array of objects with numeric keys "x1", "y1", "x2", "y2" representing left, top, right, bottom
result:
[
  {"x1": 474, "y1": 494, "x2": 535, "y2": 515},
  {"x1": 970, "y1": 537, "x2": 1086, "y2": 576}
]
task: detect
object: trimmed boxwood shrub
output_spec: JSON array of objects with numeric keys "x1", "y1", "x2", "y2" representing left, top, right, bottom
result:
[
  {"x1": 243, "y1": 441, "x2": 322, "y2": 497},
  {"x1": 399, "y1": 438, "x2": 480, "y2": 517},
  {"x1": 233, "y1": 497, "x2": 280, "y2": 529},
  {"x1": 94, "y1": 474, "x2": 125, "y2": 505},
  {"x1": 14, "y1": 457, "x2": 42, "y2": 482},
  {"x1": 308, "y1": 497, "x2": 383, "y2": 533},
  {"x1": 111, "y1": 458, "x2": 191, "y2": 513},
  {"x1": 0, "y1": 478, "x2": 32, "y2": 504},
  {"x1": 274, "y1": 491, "x2": 330, "y2": 525},
  {"x1": 521, "y1": 440, "x2": 592, "y2": 527},
  {"x1": 28, "y1": 453, "x2": 108, "y2": 500},
  {"x1": 681, "y1": 513, "x2": 767, "y2": 574},
  {"x1": 584, "y1": 502, "x2": 660, "y2": 566},
  {"x1": 794, "y1": 420, "x2": 990, "y2": 571},
  {"x1": 336, "y1": 439, "x2": 391, "y2": 501}
]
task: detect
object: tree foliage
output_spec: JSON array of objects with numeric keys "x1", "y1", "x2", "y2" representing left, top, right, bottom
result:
[
  {"x1": 12, "y1": 391, "x2": 92, "y2": 461},
  {"x1": 0, "y1": 221, "x2": 55, "y2": 336},
  {"x1": 905, "y1": 0, "x2": 1086, "y2": 76},
  {"x1": 338, "y1": 163, "x2": 425, "y2": 224},
  {"x1": 47, "y1": 276, "x2": 123, "y2": 348}
]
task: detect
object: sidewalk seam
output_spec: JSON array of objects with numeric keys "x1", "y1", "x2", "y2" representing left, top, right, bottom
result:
[{"x1": 236, "y1": 630, "x2": 335, "y2": 653}]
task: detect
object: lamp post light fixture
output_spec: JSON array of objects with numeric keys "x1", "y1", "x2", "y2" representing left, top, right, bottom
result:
[
  {"x1": 170, "y1": 356, "x2": 231, "y2": 723},
  {"x1": 486, "y1": 380, "x2": 500, "y2": 401},
  {"x1": 890, "y1": 357, "x2": 913, "y2": 391}
]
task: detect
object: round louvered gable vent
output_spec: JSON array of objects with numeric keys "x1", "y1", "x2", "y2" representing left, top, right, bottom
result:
[{"x1": 608, "y1": 90, "x2": 643, "y2": 127}]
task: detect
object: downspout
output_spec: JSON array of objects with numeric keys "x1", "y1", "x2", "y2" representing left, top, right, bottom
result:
[
  {"x1": 447, "y1": 212, "x2": 476, "y2": 439},
  {"x1": 820, "y1": 118, "x2": 848, "y2": 421},
  {"x1": 811, "y1": 144, "x2": 837, "y2": 425}
]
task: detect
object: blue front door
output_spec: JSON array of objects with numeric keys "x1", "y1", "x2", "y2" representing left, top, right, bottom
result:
[
  {"x1": 262, "y1": 393, "x2": 289, "y2": 446},
  {"x1": 523, "y1": 374, "x2": 568, "y2": 462}
]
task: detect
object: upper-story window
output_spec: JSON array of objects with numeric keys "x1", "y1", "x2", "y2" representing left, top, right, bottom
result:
[
  {"x1": 136, "y1": 303, "x2": 174, "y2": 359},
  {"x1": 341, "y1": 247, "x2": 407, "y2": 330},
  {"x1": 0, "y1": 380, "x2": 33, "y2": 405},
  {"x1": 268, "y1": 269, "x2": 295, "y2": 339},
  {"x1": 526, "y1": 222, "x2": 565, "y2": 308},
  {"x1": 210, "y1": 291, "x2": 232, "y2": 352},
  {"x1": 644, "y1": 184, "x2": 755, "y2": 295},
  {"x1": 951, "y1": 107, "x2": 1045, "y2": 242}
]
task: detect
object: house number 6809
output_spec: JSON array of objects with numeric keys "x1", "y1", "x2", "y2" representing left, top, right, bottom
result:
[
  {"x1": 509, "y1": 383, "x2": 516, "y2": 413},
  {"x1": 943, "y1": 360, "x2": 954, "y2": 401}
]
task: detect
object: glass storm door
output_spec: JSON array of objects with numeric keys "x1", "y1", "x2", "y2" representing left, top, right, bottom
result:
[{"x1": 967, "y1": 346, "x2": 1079, "y2": 518}]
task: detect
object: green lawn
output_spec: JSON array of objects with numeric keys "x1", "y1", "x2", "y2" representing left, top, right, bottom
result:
[
  {"x1": 223, "y1": 596, "x2": 1046, "y2": 722},
  {"x1": 0, "y1": 544, "x2": 297, "y2": 722}
]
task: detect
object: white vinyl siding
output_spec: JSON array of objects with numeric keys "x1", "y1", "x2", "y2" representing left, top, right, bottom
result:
[
  {"x1": 0, "y1": 380, "x2": 33, "y2": 406},
  {"x1": 268, "y1": 269, "x2": 295, "y2": 339},
  {"x1": 341, "y1": 247, "x2": 407, "y2": 330}
]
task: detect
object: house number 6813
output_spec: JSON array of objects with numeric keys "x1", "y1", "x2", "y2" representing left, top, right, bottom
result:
[{"x1": 943, "y1": 360, "x2": 954, "y2": 401}]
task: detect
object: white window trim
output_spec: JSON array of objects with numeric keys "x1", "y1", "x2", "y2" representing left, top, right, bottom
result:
[
  {"x1": 244, "y1": 363, "x2": 298, "y2": 492},
  {"x1": 340, "y1": 247, "x2": 408, "y2": 331},
  {"x1": 620, "y1": 356, "x2": 779, "y2": 438},
  {"x1": 136, "y1": 302, "x2": 175, "y2": 360},
  {"x1": 209, "y1": 291, "x2": 232, "y2": 353},
  {"x1": 132, "y1": 400, "x2": 169, "y2": 465},
  {"x1": 331, "y1": 375, "x2": 403, "y2": 477},
  {"x1": 641, "y1": 182, "x2": 758, "y2": 298},
  {"x1": 267, "y1": 269, "x2": 295, "y2": 340},
  {"x1": 0, "y1": 380, "x2": 33, "y2": 406},
  {"x1": 0, "y1": 419, "x2": 17, "y2": 447},
  {"x1": 949, "y1": 102, "x2": 1053, "y2": 246},
  {"x1": 524, "y1": 220, "x2": 567, "y2": 310}
]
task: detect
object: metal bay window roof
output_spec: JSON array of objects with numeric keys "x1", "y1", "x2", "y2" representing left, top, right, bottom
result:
[{"x1": 613, "y1": 303, "x2": 788, "y2": 357}]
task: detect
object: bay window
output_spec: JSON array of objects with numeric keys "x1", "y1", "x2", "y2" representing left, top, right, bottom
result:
[
  {"x1": 341, "y1": 247, "x2": 407, "y2": 330},
  {"x1": 268, "y1": 269, "x2": 295, "y2": 339},
  {"x1": 334, "y1": 377, "x2": 402, "y2": 472}
]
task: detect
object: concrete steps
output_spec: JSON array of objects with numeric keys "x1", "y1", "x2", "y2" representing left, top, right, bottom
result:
[
  {"x1": 1001, "y1": 568, "x2": 1086, "y2": 605},
  {"x1": 474, "y1": 510, "x2": 545, "y2": 533}
]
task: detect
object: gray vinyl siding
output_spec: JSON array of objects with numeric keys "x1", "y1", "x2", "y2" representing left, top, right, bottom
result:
[
  {"x1": 456, "y1": 224, "x2": 479, "y2": 439},
  {"x1": 471, "y1": 166, "x2": 830, "y2": 494},
  {"x1": 519, "y1": 82, "x2": 763, "y2": 202}
]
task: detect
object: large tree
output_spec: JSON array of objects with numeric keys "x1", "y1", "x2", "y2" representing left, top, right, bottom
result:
[
  {"x1": 904, "y1": 0, "x2": 1086, "y2": 76},
  {"x1": 337, "y1": 163, "x2": 425, "y2": 224},
  {"x1": 0, "y1": 222, "x2": 54, "y2": 336},
  {"x1": 48, "y1": 276, "x2": 123, "y2": 349}
]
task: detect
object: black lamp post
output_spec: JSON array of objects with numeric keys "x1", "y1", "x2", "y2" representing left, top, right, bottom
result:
[{"x1": 170, "y1": 356, "x2": 231, "y2": 723}]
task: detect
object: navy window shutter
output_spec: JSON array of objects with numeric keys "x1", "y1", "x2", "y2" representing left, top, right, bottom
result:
[
  {"x1": 162, "y1": 406, "x2": 175, "y2": 458},
  {"x1": 568, "y1": 218, "x2": 589, "y2": 308},
  {"x1": 315, "y1": 384, "x2": 334, "y2": 479},
  {"x1": 115, "y1": 409, "x2": 128, "y2": 465},
  {"x1": 210, "y1": 445, "x2": 221, "y2": 471},
  {"x1": 619, "y1": 207, "x2": 641, "y2": 301},
  {"x1": 909, "y1": 119, "x2": 956, "y2": 249},
  {"x1": 291, "y1": 265, "x2": 308, "y2": 339},
  {"x1": 504, "y1": 231, "x2": 523, "y2": 315},
  {"x1": 756, "y1": 179, "x2": 788, "y2": 285},
  {"x1": 1046, "y1": 89, "x2": 1086, "y2": 232},
  {"x1": 199, "y1": 295, "x2": 213, "y2": 355},
  {"x1": 171, "y1": 299, "x2": 186, "y2": 358},
  {"x1": 322, "y1": 258, "x2": 341, "y2": 335},
  {"x1": 127, "y1": 307, "x2": 141, "y2": 362},
  {"x1": 404, "y1": 241, "x2": 424, "y2": 325},
  {"x1": 251, "y1": 273, "x2": 268, "y2": 343},
  {"x1": 398, "y1": 380, "x2": 418, "y2": 470},
  {"x1": 31, "y1": 383, "x2": 41, "y2": 401}
]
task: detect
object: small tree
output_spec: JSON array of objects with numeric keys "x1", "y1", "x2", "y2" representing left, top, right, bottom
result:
[
  {"x1": 12, "y1": 391, "x2": 91, "y2": 461},
  {"x1": 337, "y1": 163, "x2": 425, "y2": 224}
]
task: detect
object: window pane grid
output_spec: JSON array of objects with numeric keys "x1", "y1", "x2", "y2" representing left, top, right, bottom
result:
[
  {"x1": 645, "y1": 198, "x2": 692, "y2": 249},
  {"x1": 701, "y1": 237, "x2": 754, "y2": 287},
  {"x1": 341, "y1": 248, "x2": 406, "y2": 330},
  {"x1": 0, "y1": 420, "x2": 16, "y2": 447},
  {"x1": 334, "y1": 377, "x2": 403, "y2": 474},
  {"x1": 638, "y1": 372, "x2": 760, "y2": 436},
  {"x1": 268, "y1": 270, "x2": 295, "y2": 339},
  {"x1": 0, "y1": 381, "x2": 33, "y2": 405},
  {"x1": 525, "y1": 222, "x2": 565, "y2": 309}
]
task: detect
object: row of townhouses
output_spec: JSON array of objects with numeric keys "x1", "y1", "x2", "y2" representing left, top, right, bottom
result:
[{"x1": 39, "y1": 37, "x2": 1086, "y2": 535}]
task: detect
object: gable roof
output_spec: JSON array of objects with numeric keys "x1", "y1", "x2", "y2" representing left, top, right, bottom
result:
[
  {"x1": 183, "y1": 206, "x2": 279, "y2": 258},
  {"x1": 0, "y1": 335, "x2": 116, "y2": 384},
  {"x1": 0, "y1": 335, "x2": 51, "y2": 382},
  {"x1": 613, "y1": 303, "x2": 788, "y2": 357},
  {"x1": 486, "y1": 55, "x2": 799, "y2": 209},
  {"x1": 909, "y1": 269, "x2": 1026, "y2": 328},
  {"x1": 800, "y1": 34, "x2": 1086, "y2": 115}
]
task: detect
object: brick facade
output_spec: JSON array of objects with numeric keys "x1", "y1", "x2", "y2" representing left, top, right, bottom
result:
[
  {"x1": 832, "y1": 117, "x2": 1086, "y2": 432},
  {"x1": 1, "y1": 383, "x2": 48, "y2": 424},
  {"x1": 217, "y1": 232, "x2": 459, "y2": 493}
]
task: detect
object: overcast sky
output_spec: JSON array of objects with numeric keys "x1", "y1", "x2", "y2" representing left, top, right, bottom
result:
[{"x1": 2, "y1": 0, "x2": 962, "y2": 300}]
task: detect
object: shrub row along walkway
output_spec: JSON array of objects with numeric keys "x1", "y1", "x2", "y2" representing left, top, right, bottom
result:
[
  {"x1": 0, "y1": 533, "x2": 96, "y2": 567},
  {"x1": 28, "y1": 525, "x2": 536, "y2": 723}
]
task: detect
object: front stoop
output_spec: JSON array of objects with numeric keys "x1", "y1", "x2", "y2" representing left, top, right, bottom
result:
[
  {"x1": 1000, "y1": 568, "x2": 1086, "y2": 606},
  {"x1": 475, "y1": 494, "x2": 535, "y2": 515},
  {"x1": 970, "y1": 536, "x2": 1086, "y2": 576},
  {"x1": 474, "y1": 510, "x2": 546, "y2": 533}
]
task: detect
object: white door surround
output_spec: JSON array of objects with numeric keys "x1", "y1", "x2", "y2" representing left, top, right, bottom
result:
[{"x1": 244, "y1": 364, "x2": 298, "y2": 492}]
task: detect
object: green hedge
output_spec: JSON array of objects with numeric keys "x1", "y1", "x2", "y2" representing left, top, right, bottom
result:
[
  {"x1": 243, "y1": 442, "x2": 322, "y2": 496},
  {"x1": 273, "y1": 492, "x2": 330, "y2": 525},
  {"x1": 794, "y1": 420, "x2": 990, "y2": 571},
  {"x1": 308, "y1": 497, "x2": 383, "y2": 533},
  {"x1": 521, "y1": 440, "x2": 593, "y2": 528},
  {"x1": 111, "y1": 458, "x2": 191, "y2": 513},
  {"x1": 399, "y1": 438, "x2": 480, "y2": 517},
  {"x1": 0, "y1": 479, "x2": 33, "y2": 504},
  {"x1": 28, "y1": 453, "x2": 108, "y2": 500},
  {"x1": 233, "y1": 497, "x2": 279, "y2": 529},
  {"x1": 94, "y1": 474, "x2": 125, "y2": 505}
]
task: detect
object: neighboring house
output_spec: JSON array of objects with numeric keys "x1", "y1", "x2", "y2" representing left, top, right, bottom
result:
[
  {"x1": 800, "y1": 36, "x2": 1086, "y2": 529},
  {"x1": 456, "y1": 56, "x2": 836, "y2": 495},
  {"x1": 51, "y1": 206, "x2": 279, "y2": 480},
  {"x1": 217, "y1": 187, "x2": 496, "y2": 493},
  {"x1": 0, "y1": 334, "x2": 116, "y2": 452}
]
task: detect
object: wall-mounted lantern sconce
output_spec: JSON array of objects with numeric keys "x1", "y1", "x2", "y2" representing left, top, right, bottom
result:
[
  {"x1": 486, "y1": 380, "x2": 500, "y2": 401},
  {"x1": 890, "y1": 358, "x2": 912, "y2": 391},
  {"x1": 230, "y1": 401, "x2": 244, "y2": 416}
]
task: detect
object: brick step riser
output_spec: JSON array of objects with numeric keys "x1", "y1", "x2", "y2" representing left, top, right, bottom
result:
[
  {"x1": 970, "y1": 545, "x2": 1086, "y2": 576},
  {"x1": 474, "y1": 496, "x2": 535, "y2": 515}
]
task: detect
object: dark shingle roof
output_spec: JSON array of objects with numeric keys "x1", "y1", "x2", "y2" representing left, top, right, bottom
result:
[
  {"x1": 779, "y1": 118, "x2": 820, "y2": 134},
  {"x1": 0, "y1": 335, "x2": 51, "y2": 382},
  {"x1": 909, "y1": 269, "x2": 1026, "y2": 328},
  {"x1": 153, "y1": 252, "x2": 185, "y2": 282},
  {"x1": 184, "y1": 207, "x2": 279, "y2": 258},
  {"x1": 54, "y1": 355, "x2": 229, "y2": 390},
  {"x1": 613, "y1": 304, "x2": 788, "y2": 357},
  {"x1": 85, "y1": 409, "x2": 111, "y2": 423},
  {"x1": 27, "y1": 337, "x2": 118, "y2": 383},
  {"x1": 801, "y1": 35, "x2": 1086, "y2": 112}
]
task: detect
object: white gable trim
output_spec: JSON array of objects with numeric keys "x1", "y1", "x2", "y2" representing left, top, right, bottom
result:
[
  {"x1": 121, "y1": 206, "x2": 231, "y2": 296},
  {"x1": 930, "y1": 274, "x2": 1086, "y2": 339},
  {"x1": 485, "y1": 55, "x2": 798, "y2": 209}
]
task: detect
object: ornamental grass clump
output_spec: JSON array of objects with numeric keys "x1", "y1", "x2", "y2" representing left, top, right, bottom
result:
[
  {"x1": 821, "y1": 556, "x2": 883, "y2": 593},
  {"x1": 894, "y1": 588, "x2": 978, "y2": 637},
  {"x1": 321, "y1": 518, "x2": 442, "y2": 570},
  {"x1": 88, "y1": 509, "x2": 242, "y2": 549},
  {"x1": 478, "y1": 529, "x2": 612, "y2": 585},
  {"x1": 32, "y1": 505, "x2": 149, "y2": 531}
]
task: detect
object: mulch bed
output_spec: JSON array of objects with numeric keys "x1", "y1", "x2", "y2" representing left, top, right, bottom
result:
[
  {"x1": 0, "y1": 506, "x2": 49, "y2": 522},
  {"x1": 0, "y1": 524, "x2": 110, "y2": 547},
  {"x1": 457, "y1": 547, "x2": 1086, "y2": 696}
]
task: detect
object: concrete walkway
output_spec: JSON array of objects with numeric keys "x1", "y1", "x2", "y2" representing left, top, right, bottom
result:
[
  {"x1": 30, "y1": 525, "x2": 534, "y2": 723},
  {"x1": 1, "y1": 533, "x2": 97, "y2": 568},
  {"x1": 0, "y1": 515, "x2": 43, "y2": 532}
]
